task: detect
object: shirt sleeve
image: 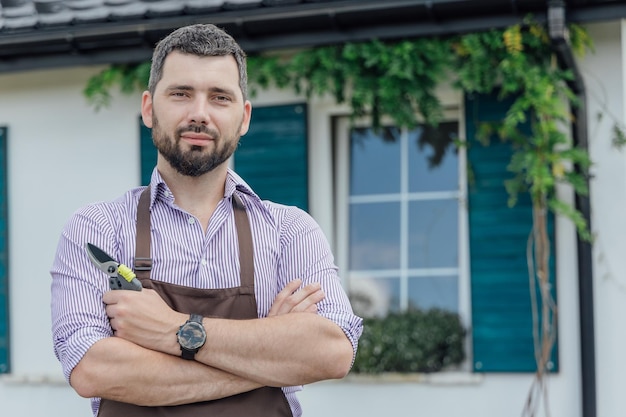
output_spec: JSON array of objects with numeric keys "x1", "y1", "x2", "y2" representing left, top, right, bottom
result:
[
  {"x1": 50, "y1": 204, "x2": 119, "y2": 382},
  {"x1": 276, "y1": 205, "x2": 364, "y2": 362}
]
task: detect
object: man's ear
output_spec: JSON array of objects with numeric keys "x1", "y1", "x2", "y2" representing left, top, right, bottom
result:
[
  {"x1": 141, "y1": 91, "x2": 154, "y2": 128},
  {"x1": 239, "y1": 100, "x2": 252, "y2": 136}
]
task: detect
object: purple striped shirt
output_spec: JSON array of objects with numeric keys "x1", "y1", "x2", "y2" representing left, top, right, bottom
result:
[{"x1": 50, "y1": 168, "x2": 363, "y2": 417}]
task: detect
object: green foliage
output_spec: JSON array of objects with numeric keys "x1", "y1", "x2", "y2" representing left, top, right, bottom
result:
[
  {"x1": 351, "y1": 309, "x2": 466, "y2": 374},
  {"x1": 248, "y1": 38, "x2": 451, "y2": 129},
  {"x1": 460, "y1": 20, "x2": 592, "y2": 241},
  {"x1": 82, "y1": 19, "x2": 594, "y2": 244},
  {"x1": 83, "y1": 62, "x2": 150, "y2": 110}
]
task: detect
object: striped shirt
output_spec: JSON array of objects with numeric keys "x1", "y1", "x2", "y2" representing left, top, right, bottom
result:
[{"x1": 50, "y1": 168, "x2": 363, "y2": 417}]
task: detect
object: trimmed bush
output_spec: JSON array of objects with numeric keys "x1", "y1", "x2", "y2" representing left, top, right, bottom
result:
[{"x1": 352, "y1": 308, "x2": 466, "y2": 374}]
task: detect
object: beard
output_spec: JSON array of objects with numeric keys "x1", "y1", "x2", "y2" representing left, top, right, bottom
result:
[{"x1": 151, "y1": 114, "x2": 240, "y2": 177}]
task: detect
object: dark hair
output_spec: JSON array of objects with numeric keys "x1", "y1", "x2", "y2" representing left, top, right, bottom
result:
[{"x1": 148, "y1": 24, "x2": 248, "y2": 100}]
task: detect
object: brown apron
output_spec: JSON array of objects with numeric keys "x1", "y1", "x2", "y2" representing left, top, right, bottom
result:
[{"x1": 97, "y1": 187, "x2": 293, "y2": 417}]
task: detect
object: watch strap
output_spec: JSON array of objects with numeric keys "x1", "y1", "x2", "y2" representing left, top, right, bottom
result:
[
  {"x1": 189, "y1": 314, "x2": 203, "y2": 325},
  {"x1": 181, "y1": 344, "x2": 196, "y2": 360}
]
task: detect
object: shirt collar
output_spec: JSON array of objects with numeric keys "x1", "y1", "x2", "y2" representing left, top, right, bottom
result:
[{"x1": 146, "y1": 167, "x2": 269, "y2": 214}]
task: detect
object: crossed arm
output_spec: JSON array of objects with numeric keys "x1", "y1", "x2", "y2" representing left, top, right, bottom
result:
[{"x1": 70, "y1": 279, "x2": 354, "y2": 406}]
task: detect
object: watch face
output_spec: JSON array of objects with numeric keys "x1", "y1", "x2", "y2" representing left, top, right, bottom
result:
[{"x1": 178, "y1": 321, "x2": 206, "y2": 350}]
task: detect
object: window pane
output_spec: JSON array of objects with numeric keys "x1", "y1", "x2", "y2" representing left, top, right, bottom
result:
[
  {"x1": 408, "y1": 199, "x2": 458, "y2": 268},
  {"x1": 350, "y1": 127, "x2": 401, "y2": 195},
  {"x1": 408, "y1": 276, "x2": 458, "y2": 312},
  {"x1": 349, "y1": 202, "x2": 400, "y2": 270},
  {"x1": 408, "y1": 122, "x2": 459, "y2": 193},
  {"x1": 349, "y1": 277, "x2": 400, "y2": 318}
]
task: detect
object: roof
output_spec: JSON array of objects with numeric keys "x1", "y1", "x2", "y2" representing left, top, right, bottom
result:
[{"x1": 1, "y1": 0, "x2": 626, "y2": 73}]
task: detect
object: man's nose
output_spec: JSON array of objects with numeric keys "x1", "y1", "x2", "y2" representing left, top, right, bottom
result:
[{"x1": 188, "y1": 98, "x2": 211, "y2": 125}]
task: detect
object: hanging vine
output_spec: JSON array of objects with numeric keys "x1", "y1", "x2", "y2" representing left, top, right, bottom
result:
[{"x1": 83, "y1": 17, "x2": 593, "y2": 417}]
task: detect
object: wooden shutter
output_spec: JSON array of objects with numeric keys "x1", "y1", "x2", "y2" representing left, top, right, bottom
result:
[
  {"x1": 465, "y1": 94, "x2": 558, "y2": 372},
  {"x1": 0, "y1": 127, "x2": 9, "y2": 373},
  {"x1": 139, "y1": 120, "x2": 156, "y2": 186},
  {"x1": 234, "y1": 103, "x2": 309, "y2": 211}
]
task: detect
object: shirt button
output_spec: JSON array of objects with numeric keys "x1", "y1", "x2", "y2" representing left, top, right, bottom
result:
[
  {"x1": 201, "y1": 259, "x2": 208, "y2": 266},
  {"x1": 188, "y1": 217, "x2": 195, "y2": 225}
]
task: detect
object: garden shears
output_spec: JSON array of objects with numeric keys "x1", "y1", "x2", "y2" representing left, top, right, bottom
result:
[{"x1": 85, "y1": 243, "x2": 142, "y2": 291}]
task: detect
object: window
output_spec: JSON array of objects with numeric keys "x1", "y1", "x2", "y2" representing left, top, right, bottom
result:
[
  {"x1": 334, "y1": 94, "x2": 557, "y2": 372},
  {"x1": 334, "y1": 118, "x2": 466, "y2": 318}
]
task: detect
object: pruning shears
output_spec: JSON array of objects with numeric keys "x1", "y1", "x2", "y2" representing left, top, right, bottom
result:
[{"x1": 85, "y1": 243, "x2": 142, "y2": 291}]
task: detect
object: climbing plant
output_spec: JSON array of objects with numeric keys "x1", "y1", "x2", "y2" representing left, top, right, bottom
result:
[{"x1": 83, "y1": 17, "x2": 593, "y2": 417}]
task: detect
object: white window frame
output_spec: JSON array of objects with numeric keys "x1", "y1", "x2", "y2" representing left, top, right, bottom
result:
[{"x1": 331, "y1": 109, "x2": 472, "y2": 329}]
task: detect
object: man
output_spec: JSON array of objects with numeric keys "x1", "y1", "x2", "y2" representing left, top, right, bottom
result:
[{"x1": 50, "y1": 24, "x2": 362, "y2": 417}]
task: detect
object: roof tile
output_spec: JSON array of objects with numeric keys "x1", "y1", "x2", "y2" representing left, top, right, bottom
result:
[
  {"x1": 34, "y1": 0, "x2": 67, "y2": 14},
  {"x1": 38, "y1": 10, "x2": 73, "y2": 26},
  {"x1": 66, "y1": 0, "x2": 104, "y2": 9},
  {"x1": 145, "y1": 0, "x2": 185, "y2": 17},
  {"x1": 72, "y1": 4, "x2": 108, "y2": 22},
  {"x1": 108, "y1": 2, "x2": 146, "y2": 19},
  {"x1": 2, "y1": 1, "x2": 35, "y2": 18},
  {"x1": 184, "y1": 0, "x2": 223, "y2": 13},
  {"x1": 1, "y1": 0, "x2": 32, "y2": 8},
  {"x1": 0, "y1": 0, "x2": 337, "y2": 31},
  {"x1": 3, "y1": 14, "x2": 38, "y2": 29}
]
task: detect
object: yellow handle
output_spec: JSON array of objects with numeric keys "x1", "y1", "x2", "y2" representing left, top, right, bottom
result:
[{"x1": 117, "y1": 264, "x2": 137, "y2": 283}]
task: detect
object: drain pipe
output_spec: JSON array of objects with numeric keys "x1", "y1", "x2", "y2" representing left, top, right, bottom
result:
[{"x1": 547, "y1": 2, "x2": 596, "y2": 417}]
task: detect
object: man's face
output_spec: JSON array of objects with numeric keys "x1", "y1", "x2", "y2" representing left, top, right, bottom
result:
[{"x1": 141, "y1": 51, "x2": 251, "y2": 177}]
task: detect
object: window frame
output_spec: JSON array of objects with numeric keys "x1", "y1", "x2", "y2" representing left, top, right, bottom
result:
[{"x1": 332, "y1": 110, "x2": 472, "y2": 330}]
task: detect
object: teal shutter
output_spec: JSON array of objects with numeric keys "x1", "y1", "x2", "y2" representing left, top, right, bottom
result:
[
  {"x1": 139, "y1": 104, "x2": 309, "y2": 211},
  {"x1": 140, "y1": 119, "x2": 156, "y2": 186},
  {"x1": 234, "y1": 103, "x2": 308, "y2": 211},
  {"x1": 0, "y1": 127, "x2": 9, "y2": 373},
  {"x1": 466, "y1": 94, "x2": 558, "y2": 372}
]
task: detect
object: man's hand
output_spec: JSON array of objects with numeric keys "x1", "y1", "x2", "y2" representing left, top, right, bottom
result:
[
  {"x1": 268, "y1": 279, "x2": 325, "y2": 316},
  {"x1": 103, "y1": 289, "x2": 183, "y2": 355}
]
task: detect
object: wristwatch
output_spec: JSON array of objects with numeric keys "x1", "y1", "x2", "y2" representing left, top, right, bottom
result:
[{"x1": 177, "y1": 314, "x2": 206, "y2": 360}]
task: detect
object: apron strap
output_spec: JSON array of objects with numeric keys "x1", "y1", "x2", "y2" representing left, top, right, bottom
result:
[
  {"x1": 134, "y1": 186, "x2": 254, "y2": 287},
  {"x1": 134, "y1": 186, "x2": 153, "y2": 281},
  {"x1": 232, "y1": 193, "x2": 255, "y2": 288}
]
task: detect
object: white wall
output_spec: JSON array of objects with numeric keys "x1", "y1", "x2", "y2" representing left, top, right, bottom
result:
[
  {"x1": 0, "y1": 19, "x2": 623, "y2": 415},
  {"x1": 580, "y1": 20, "x2": 626, "y2": 417},
  {"x1": 0, "y1": 65, "x2": 141, "y2": 415}
]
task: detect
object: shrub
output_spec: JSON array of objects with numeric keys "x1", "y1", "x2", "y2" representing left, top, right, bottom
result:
[{"x1": 351, "y1": 308, "x2": 466, "y2": 374}]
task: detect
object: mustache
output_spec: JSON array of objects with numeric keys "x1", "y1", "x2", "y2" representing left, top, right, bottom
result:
[{"x1": 176, "y1": 124, "x2": 218, "y2": 138}]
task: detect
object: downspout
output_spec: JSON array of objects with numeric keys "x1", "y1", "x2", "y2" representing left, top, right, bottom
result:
[{"x1": 547, "y1": 2, "x2": 596, "y2": 417}]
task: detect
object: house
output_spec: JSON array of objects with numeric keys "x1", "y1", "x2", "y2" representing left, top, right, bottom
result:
[{"x1": 1, "y1": 0, "x2": 625, "y2": 416}]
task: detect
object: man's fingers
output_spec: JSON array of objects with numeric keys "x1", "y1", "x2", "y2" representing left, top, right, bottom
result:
[
  {"x1": 268, "y1": 279, "x2": 302, "y2": 316},
  {"x1": 268, "y1": 280, "x2": 325, "y2": 316},
  {"x1": 290, "y1": 287, "x2": 324, "y2": 313}
]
